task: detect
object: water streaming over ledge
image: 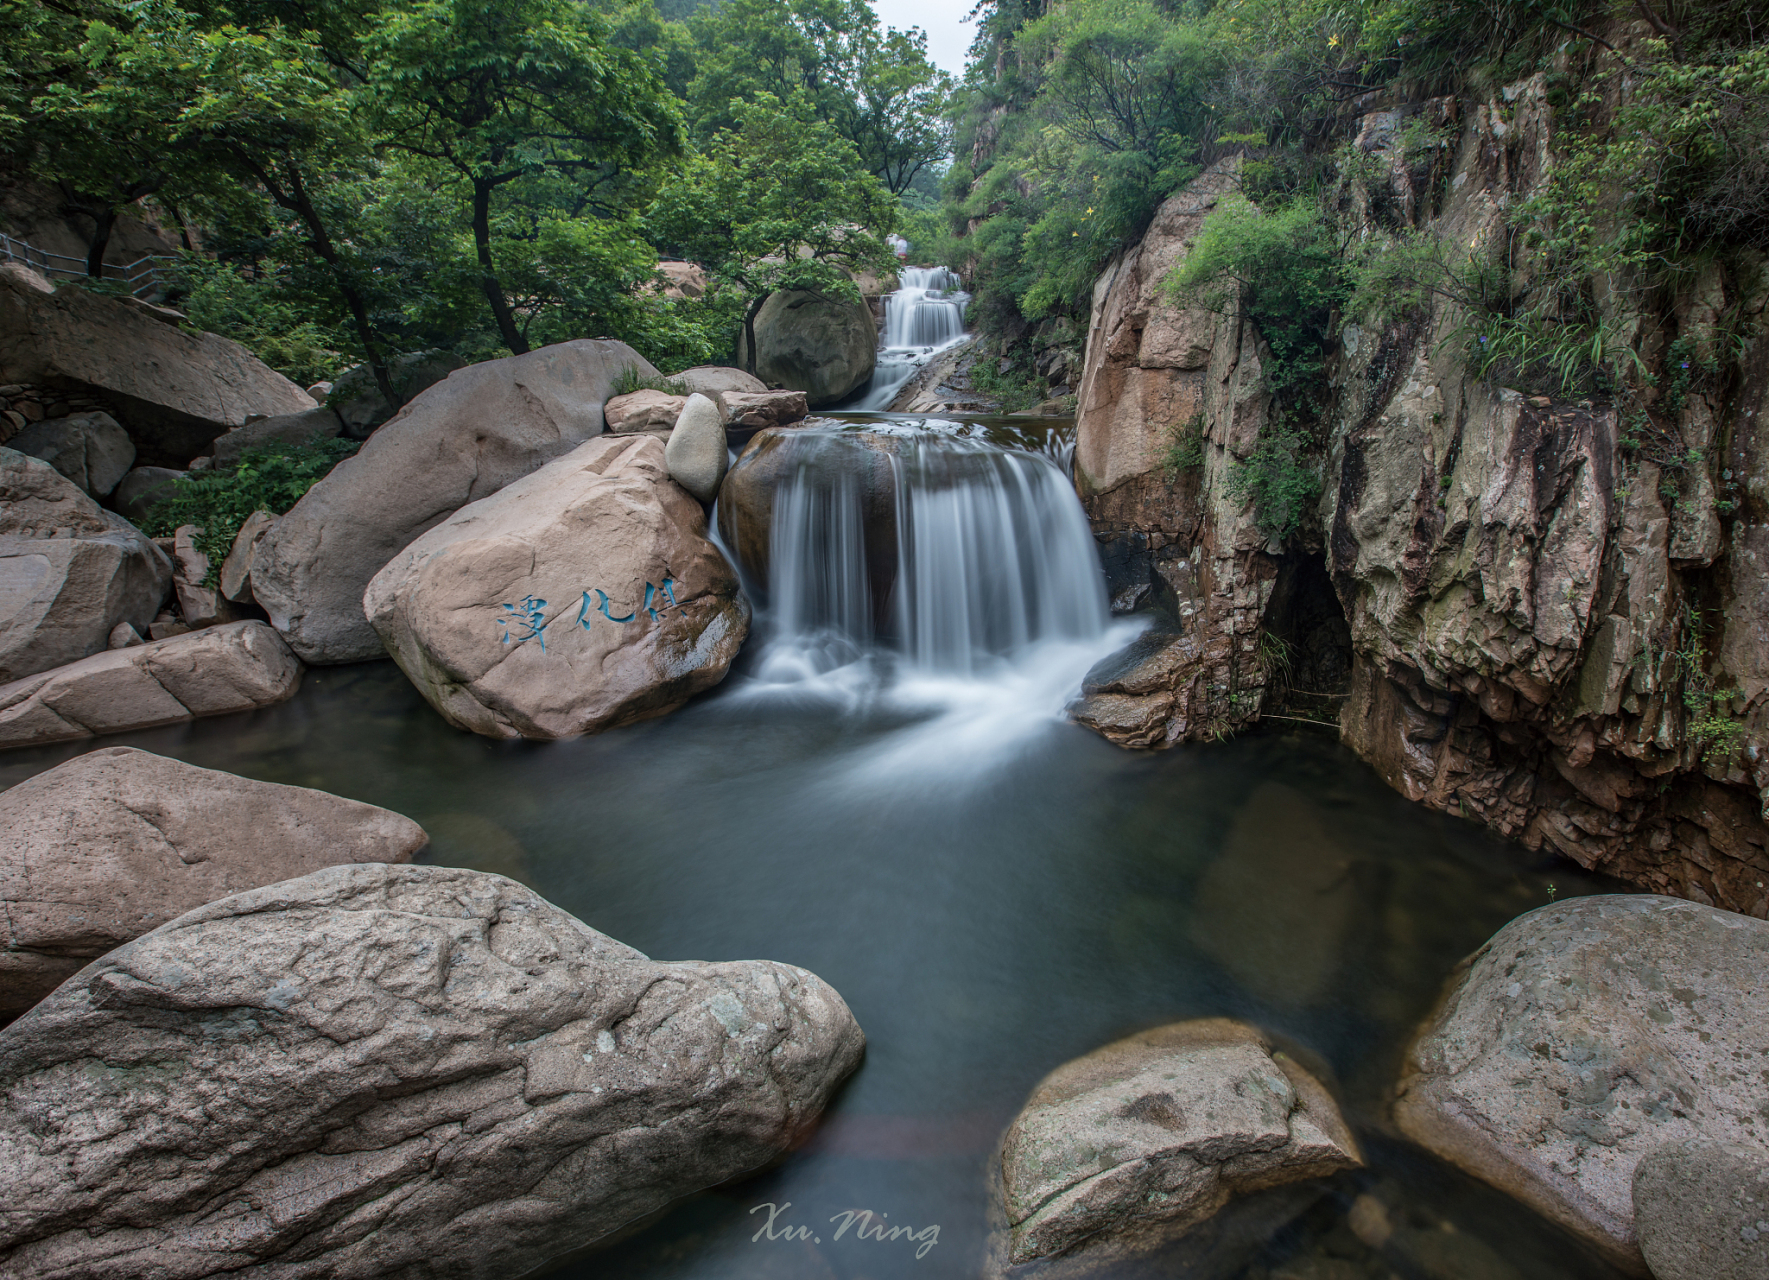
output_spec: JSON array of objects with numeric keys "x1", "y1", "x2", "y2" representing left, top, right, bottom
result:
[
  {"x1": 847, "y1": 266, "x2": 973, "y2": 411},
  {"x1": 717, "y1": 422, "x2": 1136, "y2": 773}
]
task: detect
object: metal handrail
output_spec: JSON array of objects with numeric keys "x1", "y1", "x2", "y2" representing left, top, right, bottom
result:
[{"x1": 0, "y1": 232, "x2": 173, "y2": 299}]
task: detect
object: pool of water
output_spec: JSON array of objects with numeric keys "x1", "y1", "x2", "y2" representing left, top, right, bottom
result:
[{"x1": 0, "y1": 657, "x2": 1628, "y2": 1280}]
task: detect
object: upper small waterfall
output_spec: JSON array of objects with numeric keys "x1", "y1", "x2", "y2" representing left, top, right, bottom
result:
[{"x1": 847, "y1": 266, "x2": 973, "y2": 411}]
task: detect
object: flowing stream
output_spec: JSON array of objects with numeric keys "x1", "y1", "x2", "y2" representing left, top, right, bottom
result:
[
  {"x1": 846, "y1": 266, "x2": 973, "y2": 411},
  {"x1": 0, "y1": 414, "x2": 1629, "y2": 1280}
]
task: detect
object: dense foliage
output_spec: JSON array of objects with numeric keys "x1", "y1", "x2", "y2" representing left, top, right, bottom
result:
[
  {"x1": 0, "y1": 0, "x2": 943, "y2": 389},
  {"x1": 144, "y1": 438, "x2": 363, "y2": 573}
]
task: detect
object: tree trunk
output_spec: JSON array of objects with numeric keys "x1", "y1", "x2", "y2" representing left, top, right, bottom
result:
[
  {"x1": 84, "y1": 206, "x2": 116, "y2": 279},
  {"x1": 472, "y1": 180, "x2": 528, "y2": 355},
  {"x1": 741, "y1": 294, "x2": 767, "y2": 377}
]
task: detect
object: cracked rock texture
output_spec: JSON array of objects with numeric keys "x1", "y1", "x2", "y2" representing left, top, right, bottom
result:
[
  {"x1": 998, "y1": 1019, "x2": 1360, "y2": 1272},
  {"x1": 1393, "y1": 894, "x2": 1769, "y2": 1275},
  {"x1": 0, "y1": 619, "x2": 300, "y2": 749},
  {"x1": 0, "y1": 861, "x2": 864, "y2": 1279},
  {"x1": 1068, "y1": 72, "x2": 1769, "y2": 914},
  {"x1": 253, "y1": 339, "x2": 658, "y2": 664},
  {"x1": 0, "y1": 446, "x2": 171, "y2": 684},
  {"x1": 0, "y1": 746, "x2": 425, "y2": 1015},
  {"x1": 365, "y1": 434, "x2": 748, "y2": 739}
]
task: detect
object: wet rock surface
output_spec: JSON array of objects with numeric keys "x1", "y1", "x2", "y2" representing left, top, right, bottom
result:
[
  {"x1": 365, "y1": 434, "x2": 747, "y2": 739},
  {"x1": 254, "y1": 340, "x2": 654, "y2": 664},
  {"x1": 0, "y1": 447, "x2": 170, "y2": 683},
  {"x1": 0, "y1": 619, "x2": 301, "y2": 748},
  {"x1": 0, "y1": 862, "x2": 864, "y2": 1280},
  {"x1": 0, "y1": 746, "x2": 424, "y2": 1015},
  {"x1": 999, "y1": 1018, "x2": 1361, "y2": 1272},
  {"x1": 1393, "y1": 893, "x2": 1769, "y2": 1273}
]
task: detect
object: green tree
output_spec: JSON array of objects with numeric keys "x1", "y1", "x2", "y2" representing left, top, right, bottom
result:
[
  {"x1": 650, "y1": 94, "x2": 900, "y2": 373},
  {"x1": 367, "y1": 0, "x2": 684, "y2": 354}
]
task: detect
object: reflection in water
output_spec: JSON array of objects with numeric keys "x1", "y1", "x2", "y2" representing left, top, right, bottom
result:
[{"x1": 0, "y1": 414, "x2": 1628, "y2": 1280}]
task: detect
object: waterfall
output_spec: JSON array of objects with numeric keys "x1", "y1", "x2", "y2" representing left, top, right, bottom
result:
[
  {"x1": 734, "y1": 427, "x2": 1109, "y2": 678},
  {"x1": 846, "y1": 267, "x2": 973, "y2": 411}
]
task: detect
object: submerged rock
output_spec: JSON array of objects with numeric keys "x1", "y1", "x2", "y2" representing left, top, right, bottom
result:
[
  {"x1": 1633, "y1": 1137, "x2": 1769, "y2": 1280},
  {"x1": 664, "y1": 392, "x2": 727, "y2": 501},
  {"x1": 365, "y1": 434, "x2": 747, "y2": 739},
  {"x1": 0, "y1": 619, "x2": 301, "y2": 749},
  {"x1": 0, "y1": 862, "x2": 863, "y2": 1279},
  {"x1": 0, "y1": 447, "x2": 170, "y2": 683},
  {"x1": 1393, "y1": 894, "x2": 1769, "y2": 1274},
  {"x1": 737, "y1": 289, "x2": 877, "y2": 406},
  {"x1": 998, "y1": 1018, "x2": 1360, "y2": 1273},
  {"x1": 254, "y1": 340, "x2": 655, "y2": 664},
  {"x1": 0, "y1": 746, "x2": 424, "y2": 1015}
]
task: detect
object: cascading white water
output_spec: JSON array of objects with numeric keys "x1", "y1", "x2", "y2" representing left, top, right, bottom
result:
[{"x1": 846, "y1": 267, "x2": 973, "y2": 411}]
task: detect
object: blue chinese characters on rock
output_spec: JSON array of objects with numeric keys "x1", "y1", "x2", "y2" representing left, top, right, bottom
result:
[{"x1": 498, "y1": 580, "x2": 682, "y2": 653}]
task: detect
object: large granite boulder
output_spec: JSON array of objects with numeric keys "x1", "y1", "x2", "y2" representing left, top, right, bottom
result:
[
  {"x1": 0, "y1": 447, "x2": 170, "y2": 683},
  {"x1": 0, "y1": 267, "x2": 313, "y2": 461},
  {"x1": 365, "y1": 434, "x2": 748, "y2": 739},
  {"x1": 999, "y1": 1019, "x2": 1361, "y2": 1273},
  {"x1": 1633, "y1": 1137, "x2": 1769, "y2": 1280},
  {"x1": 326, "y1": 349, "x2": 464, "y2": 437},
  {"x1": 209, "y1": 406, "x2": 343, "y2": 468},
  {"x1": 0, "y1": 619, "x2": 301, "y2": 748},
  {"x1": 253, "y1": 340, "x2": 658, "y2": 664},
  {"x1": 664, "y1": 392, "x2": 727, "y2": 502},
  {"x1": 1393, "y1": 894, "x2": 1769, "y2": 1274},
  {"x1": 8, "y1": 410, "x2": 134, "y2": 497},
  {"x1": 0, "y1": 862, "x2": 864, "y2": 1278},
  {"x1": 721, "y1": 389, "x2": 808, "y2": 429},
  {"x1": 737, "y1": 289, "x2": 877, "y2": 407},
  {"x1": 0, "y1": 746, "x2": 425, "y2": 1015}
]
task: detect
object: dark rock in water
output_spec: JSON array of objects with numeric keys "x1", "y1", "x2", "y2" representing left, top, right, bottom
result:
[
  {"x1": 326, "y1": 348, "x2": 463, "y2": 438},
  {"x1": 1393, "y1": 893, "x2": 1769, "y2": 1275},
  {"x1": 1634, "y1": 1137, "x2": 1769, "y2": 1280},
  {"x1": 0, "y1": 746, "x2": 424, "y2": 1016},
  {"x1": 736, "y1": 289, "x2": 877, "y2": 406},
  {"x1": 254, "y1": 339, "x2": 656, "y2": 664},
  {"x1": 996, "y1": 1018, "x2": 1361, "y2": 1276},
  {"x1": 0, "y1": 862, "x2": 864, "y2": 1280}
]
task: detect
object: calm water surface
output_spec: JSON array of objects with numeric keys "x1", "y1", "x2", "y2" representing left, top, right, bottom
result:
[{"x1": 0, "y1": 657, "x2": 1627, "y2": 1280}]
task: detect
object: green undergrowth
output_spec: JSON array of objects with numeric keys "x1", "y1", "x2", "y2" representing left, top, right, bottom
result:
[
  {"x1": 144, "y1": 437, "x2": 360, "y2": 579},
  {"x1": 611, "y1": 365, "x2": 690, "y2": 397}
]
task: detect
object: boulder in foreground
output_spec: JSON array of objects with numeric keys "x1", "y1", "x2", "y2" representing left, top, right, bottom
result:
[
  {"x1": 1393, "y1": 894, "x2": 1769, "y2": 1274},
  {"x1": 253, "y1": 340, "x2": 657, "y2": 664},
  {"x1": 0, "y1": 862, "x2": 864, "y2": 1279},
  {"x1": 604, "y1": 388, "x2": 684, "y2": 433},
  {"x1": 664, "y1": 392, "x2": 727, "y2": 501},
  {"x1": 365, "y1": 434, "x2": 748, "y2": 739},
  {"x1": 0, "y1": 746, "x2": 425, "y2": 1015},
  {"x1": 999, "y1": 1018, "x2": 1360, "y2": 1273},
  {"x1": 0, "y1": 266, "x2": 313, "y2": 460},
  {"x1": 0, "y1": 447, "x2": 170, "y2": 683},
  {"x1": 0, "y1": 619, "x2": 300, "y2": 749}
]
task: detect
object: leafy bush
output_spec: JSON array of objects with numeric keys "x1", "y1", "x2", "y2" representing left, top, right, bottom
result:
[
  {"x1": 144, "y1": 438, "x2": 361, "y2": 576},
  {"x1": 612, "y1": 365, "x2": 689, "y2": 397},
  {"x1": 1224, "y1": 420, "x2": 1318, "y2": 542},
  {"x1": 1161, "y1": 411, "x2": 1205, "y2": 480},
  {"x1": 170, "y1": 257, "x2": 348, "y2": 389}
]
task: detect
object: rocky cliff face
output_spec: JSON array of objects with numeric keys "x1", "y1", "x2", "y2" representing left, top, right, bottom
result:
[{"x1": 1071, "y1": 78, "x2": 1769, "y2": 917}]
